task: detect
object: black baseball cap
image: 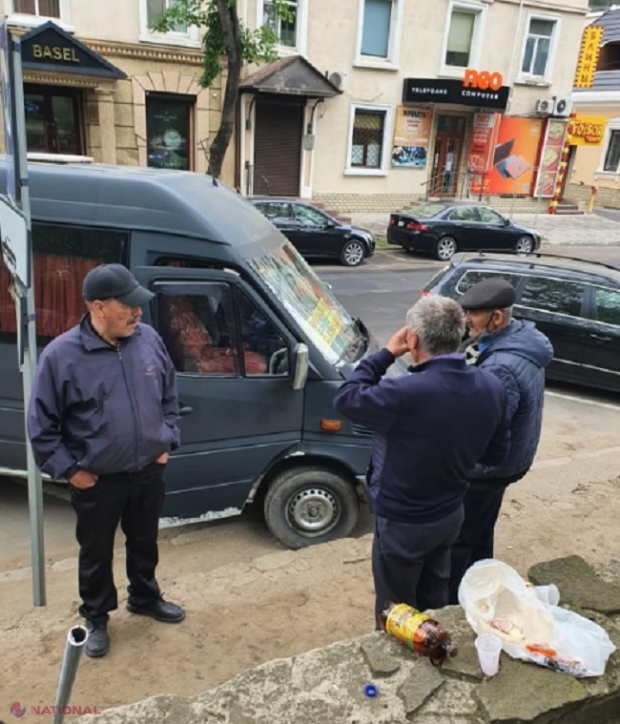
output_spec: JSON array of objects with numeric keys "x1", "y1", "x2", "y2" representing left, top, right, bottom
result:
[
  {"x1": 459, "y1": 278, "x2": 516, "y2": 311},
  {"x1": 82, "y1": 264, "x2": 154, "y2": 307}
]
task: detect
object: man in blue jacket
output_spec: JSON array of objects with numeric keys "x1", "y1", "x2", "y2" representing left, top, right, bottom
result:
[
  {"x1": 28, "y1": 264, "x2": 184, "y2": 658},
  {"x1": 333, "y1": 296, "x2": 510, "y2": 620},
  {"x1": 448, "y1": 278, "x2": 553, "y2": 604}
]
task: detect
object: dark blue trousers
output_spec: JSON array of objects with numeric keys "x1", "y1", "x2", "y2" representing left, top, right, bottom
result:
[
  {"x1": 448, "y1": 483, "x2": 508, "y2": 605},
  {"x1": 372, "y1": 506, "x2": 464, "y2": 626}
]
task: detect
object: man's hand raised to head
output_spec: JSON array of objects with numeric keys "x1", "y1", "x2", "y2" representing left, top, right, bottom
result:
[{"x1": 385, "y1": 326, "x2": 410, "y2": 358}]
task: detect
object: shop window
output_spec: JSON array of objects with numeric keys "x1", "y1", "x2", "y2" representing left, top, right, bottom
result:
[
  {"x1": 146, "y1": 95, "x2": 193, "y2": 171},
  {"x1": 520, "y1": 16, "x2": 559, "y2": 79},
  {"x1": 0, "y1": 225, "x2": 127, "y2": 344},
  {"x1": 13, "y1": 0, "x2": 59, "y2": 16},
  {"x1": 357, "y1": 0, "x2": 401, "y2": 65},
  {"x1": 603, "y1": 130, "x2": 620, "y2": 173},
  {"x1": 263, "y1": 0, "x2": 298, "y2": 48},
  {"x1": 442, "y1": 2, "x2": 485, "y2": 71},
  {"x1": 24, "y1": 86, "x2": 84, "y2": 156},
  {"x1": 347, "y1": 105, "x2": 391, "y2": 174}
]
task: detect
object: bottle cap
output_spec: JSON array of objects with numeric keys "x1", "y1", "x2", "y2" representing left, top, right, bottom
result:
[{"x1": 364, "y1": 684, "x2": 378, "y2": 698}]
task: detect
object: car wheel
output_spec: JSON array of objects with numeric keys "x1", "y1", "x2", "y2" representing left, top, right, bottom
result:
[
  {"x1": 264, "y1": 466, "x2": 359, "y2": 549},
  {"x1": 341, "y1": 239, "x2": 366, "y2": 267},
  {"x1": 515, "y1": 235, "x2": 534, "y2": 256},
  {"x1": 435, "y1": 236, "x2": 457, "y2": 261}
]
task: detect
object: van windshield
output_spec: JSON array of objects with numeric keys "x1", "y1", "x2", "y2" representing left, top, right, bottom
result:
[{"x1": 248, "y1": 244, "x2": 360, "y2": 366}]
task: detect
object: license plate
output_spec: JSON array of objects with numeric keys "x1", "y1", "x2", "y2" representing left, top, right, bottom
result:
[{"x1": 398, "y1": 220, "x2": 405, "y2": 227}]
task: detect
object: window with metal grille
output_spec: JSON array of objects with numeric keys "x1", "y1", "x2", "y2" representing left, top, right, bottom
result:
[
  {"x1": 521, "y1": 18, "x2": 556, "y2": 77},
  {"x1": 15, "y1": 0, "x2": 59, "y2": 16},
  {"x1": 604, "y1": 130, "x2": 620, "y2": 172},
  {"x1": 351, "y1": 110, "x2": 385, "y2": 169}
]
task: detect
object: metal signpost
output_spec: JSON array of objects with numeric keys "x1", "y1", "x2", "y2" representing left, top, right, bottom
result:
[{"x1": 0, "y1": 19, "x2": 46, "y2": 607}]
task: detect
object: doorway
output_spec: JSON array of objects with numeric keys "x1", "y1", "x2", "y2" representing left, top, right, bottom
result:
[
  {"x1": 253, "y1": 97, "x2": 304, "y2": 197},
  {"x1": 430, "y1": 115, "x2": 466, "y2": 197},
  {"x1": 24, "y1": 84, "x2": 84, "y2": 156}
]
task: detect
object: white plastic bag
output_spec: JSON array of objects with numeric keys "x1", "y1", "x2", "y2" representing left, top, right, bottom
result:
[{"x1": 459, "y1": 559, "x2": 616, "y2": 677}]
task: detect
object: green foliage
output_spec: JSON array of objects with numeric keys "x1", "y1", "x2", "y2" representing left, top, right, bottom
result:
[{"x1": 152, "y1": 0, "x2": 293, "y2": 87}]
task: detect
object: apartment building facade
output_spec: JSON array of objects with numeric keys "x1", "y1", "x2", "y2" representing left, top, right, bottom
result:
[
  {"x1": 240, "y1": 0, "x2": 588, "y2": 211},
  {"x1": 0, "y1": 0, "x2": 232, "y2": 178}
]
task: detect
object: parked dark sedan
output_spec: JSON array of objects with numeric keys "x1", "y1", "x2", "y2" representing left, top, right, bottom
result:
[
  {"x1": 423, "y1": 253, "x2": 620, "y2": 393},
  {"x1": 388, "y1": 201, "x2": 541, "y2": 261},
  {"x1": 251, "y1": 199, "x2": 375, "y2": 267}
]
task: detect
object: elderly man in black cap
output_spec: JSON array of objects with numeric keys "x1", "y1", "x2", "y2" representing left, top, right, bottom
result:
[
  {"x1": 448, "y1": 278, "x2": 553, "y2": 604},
  {"x1": 28, "y1": 264, "x2": 184, "y2": 658}
]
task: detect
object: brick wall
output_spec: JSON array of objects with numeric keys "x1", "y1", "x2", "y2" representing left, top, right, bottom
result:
[
  {"x1": 564, "y1": 183, "x2": 620, "y2": 209},
  {"x1": 312, "y1": 193, "x2": 416, "y2": 213}
]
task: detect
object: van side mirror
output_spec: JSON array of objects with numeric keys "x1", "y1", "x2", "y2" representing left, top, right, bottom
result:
[{"x1": 292, "y1": 343, "x2": 309, "y2": 390}]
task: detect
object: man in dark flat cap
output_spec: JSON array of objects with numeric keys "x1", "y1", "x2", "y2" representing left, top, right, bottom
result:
[{"x1": 448, "y1": 277, "x2": 553, "y2": 603}]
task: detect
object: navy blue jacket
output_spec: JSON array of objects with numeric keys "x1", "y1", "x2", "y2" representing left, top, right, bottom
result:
[
  {"x1": 333, "y1": 349, "x2": 510, "y2": 524},
  {"x1": 27, "y1": 316, "x2": 180, "y2": 479},
  {"x1": 468, "y1": 319, "x2": 553, "y2": 484}
]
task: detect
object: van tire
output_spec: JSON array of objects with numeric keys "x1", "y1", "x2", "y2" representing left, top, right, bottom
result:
[{"x1": 264, "y1": 466, "x2": 359, "y2": 549}]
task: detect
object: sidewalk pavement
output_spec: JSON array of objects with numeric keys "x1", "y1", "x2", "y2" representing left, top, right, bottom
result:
[{"x1": 349, "y1": 212, "x2": 620, "y2": 246}]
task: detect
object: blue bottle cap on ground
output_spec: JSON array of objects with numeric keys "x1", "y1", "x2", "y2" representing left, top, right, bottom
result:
[{"x1": 364, "y1": 684, "x2": 378, "y2": 698}]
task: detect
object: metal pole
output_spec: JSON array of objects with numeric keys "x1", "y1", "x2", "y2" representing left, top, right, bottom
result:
[
  {"x1": 12, "y1": 35, "x2": 46, "y2": 606},
  {"x1": 52, "y1": 625, "x2": 89, "y2": 724}
]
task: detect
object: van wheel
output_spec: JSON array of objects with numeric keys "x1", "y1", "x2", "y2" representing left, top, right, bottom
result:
[
  {"x1": 264, "y1": 466, "x2": 359, "y2": 549},
  {"x1": 341, "y1": 240, "x2": 366, "y2": 267}
]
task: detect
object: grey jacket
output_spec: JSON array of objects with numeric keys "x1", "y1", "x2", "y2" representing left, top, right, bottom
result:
[
  {"x1": 468, "y1": 319, "x2": 553, "y2": 484},
  {"x1": 27, "y1": 316, "x2": 180, "y2": 479}
]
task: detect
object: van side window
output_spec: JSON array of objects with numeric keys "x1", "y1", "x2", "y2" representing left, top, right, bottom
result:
[
  {"x1": 238, "y1": 290, "x2": 289, "y2": 376},
  {"x1": 519, "y1": 277, "x2": 584, "y2": 317},
  {"x1": 157, "y1": 285, "x2": 240, "y2": 376},
  {"x1": 595, "y1": 288, "x2": 620, "y2": 326},
  {"x1": 0, "y1": 224, "x2": 127, "y2": 343}
]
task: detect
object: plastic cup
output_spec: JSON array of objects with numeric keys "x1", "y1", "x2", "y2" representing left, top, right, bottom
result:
[
  {"x1": 475, "y1": 634, "x2": 502, "y2": 677},
  {"x1": 533, "y1": 584, "x2": 560, "y2": 606}
]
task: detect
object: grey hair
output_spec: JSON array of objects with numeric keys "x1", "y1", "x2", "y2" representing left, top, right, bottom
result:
[
  {"x1": 499, "y1": 306, "x2": 513, "y2": 324},
  {"x1": 406, "y1": 296, "x2": 466, "y2": 356}
]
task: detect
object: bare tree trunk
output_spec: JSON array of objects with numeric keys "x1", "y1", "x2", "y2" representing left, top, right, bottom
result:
[{"x1": 208, "y1": 0, "x2": 243, "y2": 178}]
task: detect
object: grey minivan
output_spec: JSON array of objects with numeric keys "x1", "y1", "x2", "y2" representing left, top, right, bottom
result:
[{"x1": 0, "y1": 160, "x2": 396, "y2": 548}]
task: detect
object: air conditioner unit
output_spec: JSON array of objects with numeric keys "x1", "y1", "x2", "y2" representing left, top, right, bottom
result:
[
  {"x1": 327, "y1": 71, "x2": 349, "y2": 92},
  {"x1": 535, "y1": 98, "x2": 554, "y2": 115},
  {"x1": 553, "y1": 96, "x2": 573, "y2": 118}
]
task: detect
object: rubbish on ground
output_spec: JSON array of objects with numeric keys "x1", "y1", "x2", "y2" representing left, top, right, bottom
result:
[
  {"x1": 459, "y1": 559, "x2": 616, "y2": 677},
  {"x1": 475, "y1": 633, "x2": 503, "y2": 677},
  {"x1": 364, "y1": 684, "x2": 378, "y2": 698},
  {"x1": 379, "y1": 602, "x2": 458, "y2": 666}
]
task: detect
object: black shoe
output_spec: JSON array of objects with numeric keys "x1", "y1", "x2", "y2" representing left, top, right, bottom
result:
[
  {"x1": 126, "y1": 597, "x2": 186, "y2": 623},
  {"x1": 85, "y1": 620, "x2": 109, "y2": 658}
]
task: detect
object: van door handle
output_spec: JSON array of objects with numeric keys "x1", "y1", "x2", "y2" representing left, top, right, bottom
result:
[{"x1": 179, "y1": 405, "x2": 194, "y2": 417}]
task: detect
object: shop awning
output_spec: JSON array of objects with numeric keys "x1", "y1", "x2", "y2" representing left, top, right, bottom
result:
[
  {"x1": 20, "y1": 21, "x2": 126, "y2": 79},
  {"x1": 239, "y1": 55, "x2": 340, "y2": 98}
]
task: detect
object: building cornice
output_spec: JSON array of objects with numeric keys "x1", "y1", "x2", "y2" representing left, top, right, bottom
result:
[{"x1": 82, "y1": 38, "x2": 204, "y2": 66}]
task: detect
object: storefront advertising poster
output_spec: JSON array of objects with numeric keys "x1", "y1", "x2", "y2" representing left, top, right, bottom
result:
[
  {"x1": 476, "y1": 117, "x2": 544, "y2": 196},
  {"x1": 568, "y1": 115, "x2": 606, "y2": 146},
  {"x1": 534, "y1": 119, "x2": 568, "y2": 198},
  {"x1": 391, "y1": 107, "x2": 432, "y2": 168},
  {"x1": 467, "y1": 113, "x2": 500, "y2": 174}
]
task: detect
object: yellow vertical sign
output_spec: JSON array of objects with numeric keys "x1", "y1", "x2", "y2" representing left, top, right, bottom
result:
[{"x1": 574, "y1": 26, "x2": 603, "y2": 89}]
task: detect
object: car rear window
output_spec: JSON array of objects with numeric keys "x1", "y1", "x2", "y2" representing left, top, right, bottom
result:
[
  {"x1": 519, "y1": 276, "x2": 585, "y2": 317},
  {"x1": 455, "y1": 269, "x2": 523, "y2": 294},
  {"x1": 412, "y1": 203, "x2": 449, "y2": 219}
]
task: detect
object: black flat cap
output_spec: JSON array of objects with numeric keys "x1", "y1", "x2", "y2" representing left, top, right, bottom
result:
[
  {"x1": 83, "y1": 264, "x2": 154, "y2": 307},
  {"x1": 459, "y1": 278, "x2": 516, "y2": 310}
]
